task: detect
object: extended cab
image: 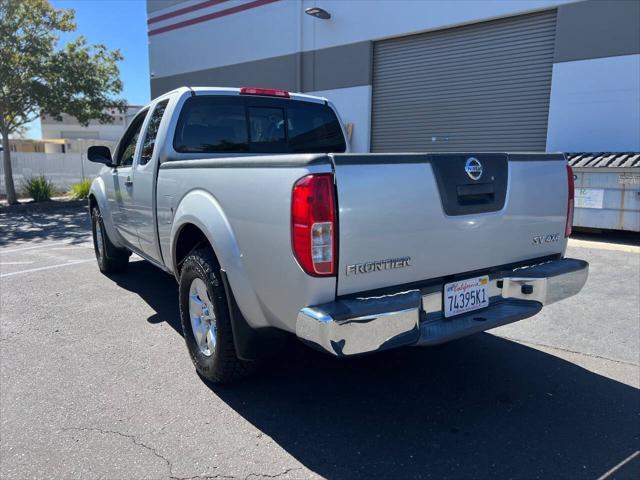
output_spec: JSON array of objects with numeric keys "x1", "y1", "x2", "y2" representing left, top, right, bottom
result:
[{"x1": 87, "y1": 86, "x2": 588, "y2": 383}]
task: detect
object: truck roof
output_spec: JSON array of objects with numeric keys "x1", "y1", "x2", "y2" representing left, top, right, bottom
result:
[{"x1": 161, "y1": 86, "x2": 328, "y2": 105}]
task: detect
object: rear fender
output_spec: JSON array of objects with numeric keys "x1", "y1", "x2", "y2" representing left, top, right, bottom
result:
[{"x1": 170, "y1": 189, "x2": 268, "y2": 329}]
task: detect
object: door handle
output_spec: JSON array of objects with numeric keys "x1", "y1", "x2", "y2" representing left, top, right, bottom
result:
[{"x1": 125, "y1": 176, "x2": 133, "y2": 187}]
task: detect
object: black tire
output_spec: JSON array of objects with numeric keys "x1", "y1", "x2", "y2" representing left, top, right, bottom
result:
[
  {"x1": 179, "y1": 247, "x2": 257, "y2": 383},
  {"x1": 91, "y1": 206, "x2": 130, "y2": 274}
]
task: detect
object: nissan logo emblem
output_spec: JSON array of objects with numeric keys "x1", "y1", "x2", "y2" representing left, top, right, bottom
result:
[{"x1": 465, "y1": 157, "x2": 483, "y2": 181}]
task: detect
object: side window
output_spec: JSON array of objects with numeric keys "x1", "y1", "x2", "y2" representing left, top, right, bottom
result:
[
  {"x1": 116, "y1": 111, "x2": 147, "y2": 166},
  {"x1": 139, "y1": 100, "x2": 168, "y2": 165}
]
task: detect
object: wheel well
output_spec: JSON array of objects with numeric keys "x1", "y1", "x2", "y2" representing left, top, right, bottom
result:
[
  {"x1": 174, "y1": 223, "x2": 211, "y2": 275},
  {"x1": 88, "y1": 194, "x2": 97, "y2": 212}
]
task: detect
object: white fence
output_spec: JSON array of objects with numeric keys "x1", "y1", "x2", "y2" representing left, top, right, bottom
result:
[{"x1": 0, "y1": 152, "x2": 104, "y2": 195}]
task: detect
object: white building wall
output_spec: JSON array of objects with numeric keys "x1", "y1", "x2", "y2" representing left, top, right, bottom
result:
[
  {"x1": 299, "y1": 0, "x2": 571, "y2": 51},
  {"x1": 546, "y1": 54, "x2": 640, "y2": 152},
  {"x1": 39, "y1": 107, "x2": 142, "y2": 142},
  {"x1": 149, "y1": 0, "x2": 572, "y2": 79},
  {"x1": 148, "y1": 0, "x2": 639, "y2": 153},
  {"x1": 41, "y1": 122, "x2": 126, "y2": 142},
  {"x1": 149, "y1": 0, "x2": 301, "y2": 79}
]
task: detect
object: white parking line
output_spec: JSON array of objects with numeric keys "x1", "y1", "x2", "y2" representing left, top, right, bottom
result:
[
  {"x1": 0, "y1": 259, "x2": 94, "y2": 278},
  {"x1": 597, "y1": 450, "x2": 639, "y2": 480},
  {"x1": 0, "y1": 242, "x2": 91, "y2": 254},
  {"x1": 51, "y1": 245, "x2": 93, "y2": 251},
  {"x1": 0, "y1": 261, "x2": 34, "y2": 265},
  {"x1": 0, "y1": 243, "x2": 64, "y2": 254}
]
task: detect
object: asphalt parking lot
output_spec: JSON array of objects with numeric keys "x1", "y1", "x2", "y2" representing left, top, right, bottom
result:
[{"x1": 1, "y1": 203, "x2": 638, "y2": 480}]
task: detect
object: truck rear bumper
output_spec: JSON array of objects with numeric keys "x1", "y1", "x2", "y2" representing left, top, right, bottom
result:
[{"x1": 296, "y1": 258, "x2": 588, "y2": 356}]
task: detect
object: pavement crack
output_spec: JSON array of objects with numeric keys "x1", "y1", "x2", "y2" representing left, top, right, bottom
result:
[
  {"x1": 62, "y1": 427, "x2": 173, "y2": 478},
  {"x1": 244, "y1": 467, "x2": 303, "y2": 479},
  {"x1": 170, "y1": 475, "x2": 236, "y2": 480}
]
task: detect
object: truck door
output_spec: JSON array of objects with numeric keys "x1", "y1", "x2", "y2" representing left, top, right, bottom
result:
[
  {"x1": 130, "y1": 99, "x2": 169, "y2": 263},
  {"x1": 107, "y1": 110, "x2": 148, "y2": 249}
]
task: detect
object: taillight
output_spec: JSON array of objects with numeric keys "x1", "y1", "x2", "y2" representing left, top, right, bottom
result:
[
  {"x1": 566, "y1": 165, "x2": 575, "y2": 237},
  {"x1": 291, "y1": 173, "x2": 336, "y2": 276},
  {"x1": 239, "y1": 87, "x2": 290, "y2": 98}
]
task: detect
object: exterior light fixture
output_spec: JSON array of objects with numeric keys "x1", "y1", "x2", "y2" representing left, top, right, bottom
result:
[{"x1": 305, "y1": 6, "x2": 331, "y2": 19}]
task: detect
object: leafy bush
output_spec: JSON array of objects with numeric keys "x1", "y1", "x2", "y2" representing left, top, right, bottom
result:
[
  {"x1": 21, "y1": 175, "x2": 56, "y2": 202},
  {"x1": 69, "y1": 179, "x2": 92, "y2": 200}
]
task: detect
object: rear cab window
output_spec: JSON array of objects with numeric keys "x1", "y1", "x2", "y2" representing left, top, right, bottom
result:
[{"x1": 173, "y1": 95, "x2": 346, "y2": 154}]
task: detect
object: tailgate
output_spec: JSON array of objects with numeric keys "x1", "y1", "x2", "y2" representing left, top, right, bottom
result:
[{"x1": 333, "y1": 153, "x2": 568, "y2": 296}]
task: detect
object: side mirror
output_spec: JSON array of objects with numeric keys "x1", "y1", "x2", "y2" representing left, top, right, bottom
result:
[{"x1": 88, "y1": 146, "x2": 113, "y2": 166}]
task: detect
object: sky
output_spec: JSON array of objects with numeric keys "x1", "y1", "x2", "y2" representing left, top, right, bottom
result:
[{"x1": 26, "y1": 0, "x2": 150, "y2": 138}]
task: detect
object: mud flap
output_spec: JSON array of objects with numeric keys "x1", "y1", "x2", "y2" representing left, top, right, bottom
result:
[{"x1": 220, "y1": 270, "x2": 287, "y2": 361}]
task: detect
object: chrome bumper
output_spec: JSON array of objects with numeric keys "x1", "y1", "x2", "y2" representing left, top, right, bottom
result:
[{"x1": 296, "y1": 258, "x2": 589, "y2": 356}]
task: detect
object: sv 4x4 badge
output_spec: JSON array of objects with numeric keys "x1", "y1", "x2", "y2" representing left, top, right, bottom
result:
[{"x1": 532, "y1": 233, "x2": 560, "y2": 245}]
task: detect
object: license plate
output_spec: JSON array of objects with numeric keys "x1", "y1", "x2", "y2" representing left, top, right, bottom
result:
[{"x1": 444, "y1": 275, "x2": 490, "y2": 318}]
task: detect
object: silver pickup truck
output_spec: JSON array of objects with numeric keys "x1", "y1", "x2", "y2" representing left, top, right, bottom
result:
[{"x1": 88, "y1": 86, "x2": 588, "y2": 383}]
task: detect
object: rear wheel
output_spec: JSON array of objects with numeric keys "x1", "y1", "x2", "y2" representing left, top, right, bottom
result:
[
  {"x1": 91, "y1": 206, "x2": 129, "y2": 274},
  {"x1": 179, "y1": 247, "x2": 257, "y2": 383}
]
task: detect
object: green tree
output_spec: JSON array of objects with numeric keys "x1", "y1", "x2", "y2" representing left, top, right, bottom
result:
[{"x1": 0, "y1": 0, "x2": 126, "y2": 204}]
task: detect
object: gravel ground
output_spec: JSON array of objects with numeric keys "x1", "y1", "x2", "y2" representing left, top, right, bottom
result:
[{"x1": 1, "y1": 203, "x2": 638, "y2": 480}]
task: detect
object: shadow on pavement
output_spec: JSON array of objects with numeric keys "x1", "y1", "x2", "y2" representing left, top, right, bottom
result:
[
  {"x1": 115, "y1": 259, "x2": 640, "y2": 480},
  {"x1": 0, "y1": 204, "x2": 90, "y2": 247},
  {"x1": 111, "y1": 259, "x2": 181, "y2": 331},
  {"x1": 571, "y1": 229, "x2": 640, "y2": 247}
]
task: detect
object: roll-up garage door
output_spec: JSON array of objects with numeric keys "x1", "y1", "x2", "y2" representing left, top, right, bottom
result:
[{"x1": 371, "y1": 10, "x2": 557, "y2": 152}]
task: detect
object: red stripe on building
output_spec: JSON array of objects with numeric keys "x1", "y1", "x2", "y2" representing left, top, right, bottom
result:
[
  {"x1": 148, "y1": 0, "x2": 281, "y2": 36},
  {"x1": 147, "y1": 0, "x2": 232, "y2": 25}
]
